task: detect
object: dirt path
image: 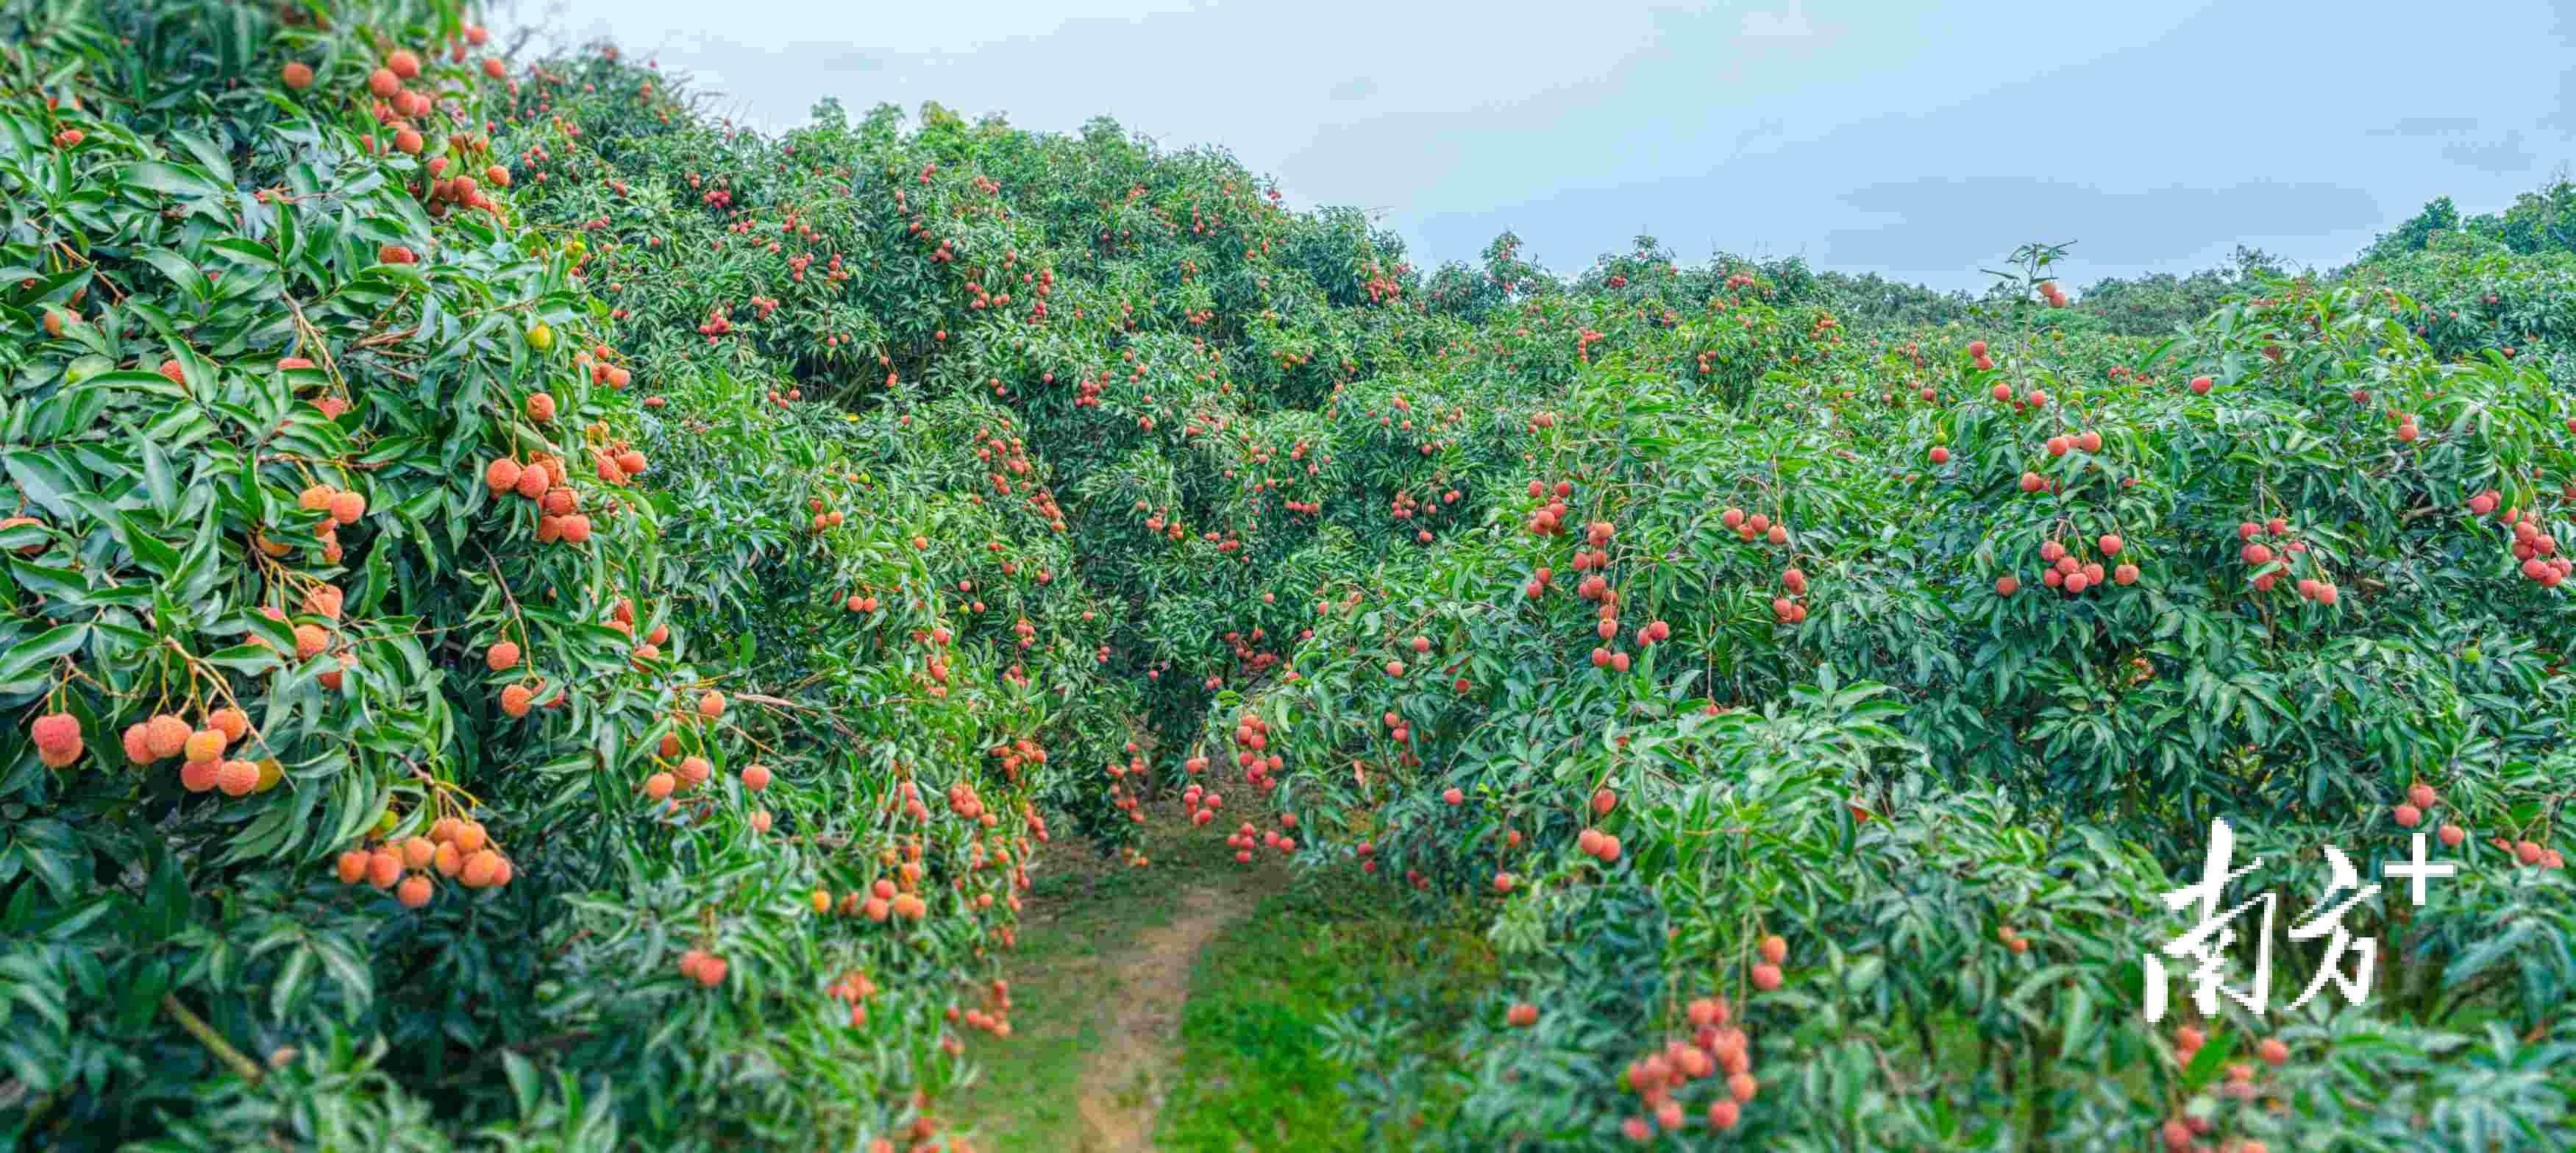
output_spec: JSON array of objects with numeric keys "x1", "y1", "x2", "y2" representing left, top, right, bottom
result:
[
  {"x1": 1071, "y1": 884, "x2": 1260, "y2": 1152},
  {"x1": 946, "y1": 825, "x2": 1279, "y2": 1152}
]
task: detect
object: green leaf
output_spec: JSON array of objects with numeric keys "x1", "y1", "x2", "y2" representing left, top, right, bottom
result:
[
  {"x1": 2182, "y1": 1027, "x2": 2237, "y2": 1090},
  {"x1": 203, "y1": 643, "x2": 283, "y2": 676},
  {"x1": 9, "y1": 558, "x2": 93, "y2": 606},
  {"x1": 122, "y1": 161, "x2": 224, "y2": 199},
  {"x1": 118, "y1": 511, "x2": 183, "y2": 575},
  {"x1": 169, "y1": 131, "x2": 235, "y2": 185},
  {"x1": 268, "y1": 943, "x2": 315, "y2": 1023},
  {"x1": 140, "y1": 436, "x2": 181, "y2": 517},
  {"x1": 0, "y1": 625, "x2": 90, "y2": 687},
  {"x1": 3, "y1": 450, "x2": 85, "y2": 521}
]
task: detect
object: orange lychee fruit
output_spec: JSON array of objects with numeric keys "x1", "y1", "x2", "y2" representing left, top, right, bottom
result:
[
  {"x1": 184, "y1": 728, "x2": 226, "y2": 764},
  {"x1": 215, "y1": 758, "x2": 260, "y2": 796},
  {"x1": 145, "y1": 714, "x2": 192, "y2": 759},
  {"x1": 366, "y1": 849, "x2": 403, "y2": 889},
  {"x1": 327, "y1": 490, "x2": 366, "y2": 525}
]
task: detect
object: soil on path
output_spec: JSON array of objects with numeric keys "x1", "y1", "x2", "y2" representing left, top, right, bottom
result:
[
  {"x1": 1071, "y1": 884, "x2": 1259, "y2": 1152},
  {"x1": 947, "y1": 823, "x2": 1281, "y2": 1152}
]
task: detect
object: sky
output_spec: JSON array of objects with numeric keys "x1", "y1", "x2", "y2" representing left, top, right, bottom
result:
[{"x1": 494, "y1": 0, "x2": 2576, "y2": 292}]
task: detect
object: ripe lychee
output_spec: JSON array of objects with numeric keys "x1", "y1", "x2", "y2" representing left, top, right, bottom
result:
[
  {"x1": 143, "y1": 714, "x2": 191, "y2": 759},
  {"x1": 327, "y1": 491, "x2": 365, "y2": 525},
  {"x1": 184, "y1": 728, "x2": 225, "y2": 764},
  {"x1": 215, "y1": 759, "x2": 260, "y2": 796},
  {"x1": 32, "y1": 712, "x2": 79, "y2": 757},
  {"x1": 366, "y1": 849, "x2": 402, "y2": 888}
]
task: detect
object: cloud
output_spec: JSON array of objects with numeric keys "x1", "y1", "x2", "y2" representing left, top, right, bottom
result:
[
  {"x1": 519, "y1": 0, "x2": 2575, "y2": 291},
  {"x1": 2368, "y1": 116, "x2": 2546, "y2": 177},
  {"x1": 2547, "y1": 71, "x2": 2576, "y2": 132},
  {"x1": 1327, "y1": 76, "x2": 1377, "y2": 102},
  {"x1": 2369, "y1": 116, "x2": 2478, "y2": 138},
  {"x1": 1732, "y1": 116, "x2": 1787, "y2": 155},
  {"x1": 1740, "y1": 3, "x2": 1813, "y2": 39},
  {"x1": 2546, "y1": 0, "x2": 2576, "y2": 130},
  {"x1": 1824, "y1": 176, "x2": 2383, "y2": 272},
  {"x1": 1404, "y1": 168, "x2": 2387, "y2": 293},
  {"x1": 2439, "y1": 130, "x2": 2536, "y2": 175},
  {"x1": 816, "y1": 49, "x2": 885, "y2": 73}
]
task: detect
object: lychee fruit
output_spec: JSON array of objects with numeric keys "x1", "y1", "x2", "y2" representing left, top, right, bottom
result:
[{"x1": 215, "y1": 759, "x2": 260, "y2": 796}]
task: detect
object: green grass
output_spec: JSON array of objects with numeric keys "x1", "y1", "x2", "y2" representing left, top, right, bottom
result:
[
  {"x1": 1156, "y1": 876, "x2": 1496, "y2": 1153},
  {"x1": 948, "y1": 839, "x2": 1189, "y2": 1150},
  {"x1": 950, "y1": 821, "x2": 1495, "y2": 1153}
]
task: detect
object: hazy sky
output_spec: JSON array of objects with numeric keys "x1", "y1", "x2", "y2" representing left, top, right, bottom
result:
[{"x1": 496, "y1": 0, "x2": 2576, "y2": 291}]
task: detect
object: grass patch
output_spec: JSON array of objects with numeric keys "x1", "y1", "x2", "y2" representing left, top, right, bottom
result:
[
  {"x1": 947, "y1": 838, "x2": 1184, "y2": 1149},
  {"x1": 1156, "y1": 873, "x2": 1497, "y2": 1152}
]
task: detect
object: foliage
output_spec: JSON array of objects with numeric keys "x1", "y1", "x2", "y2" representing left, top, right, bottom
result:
[
  {"x1": 2370, "y1": 179, "x2": 2576, "y2": 262},
  {"x1": 1, "y1": 5, "x2": 1080, "y2": 1149}
]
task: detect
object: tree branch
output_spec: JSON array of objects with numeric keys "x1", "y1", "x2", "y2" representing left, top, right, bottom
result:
[{"x1": 161, "y1": 994, "x2": 263, "y2": 1085}]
